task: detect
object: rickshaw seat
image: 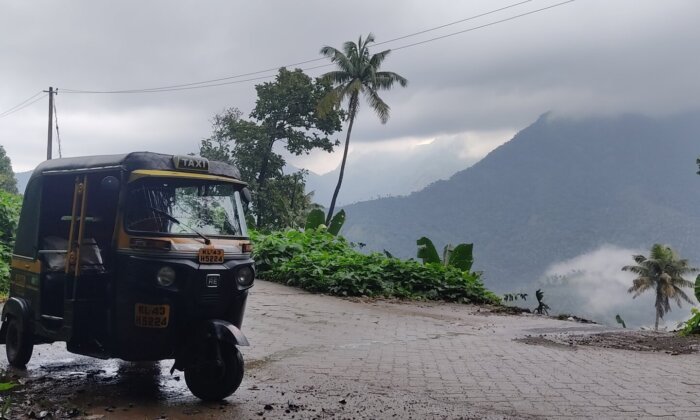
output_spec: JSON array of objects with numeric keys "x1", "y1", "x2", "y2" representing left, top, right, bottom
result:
[{"x1": 40, "y1": 236, "x2": 105, "y2": 273}]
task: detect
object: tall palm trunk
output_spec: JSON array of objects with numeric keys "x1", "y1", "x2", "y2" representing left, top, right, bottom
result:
[
  {"x1": 655, "y1": 312, "x2": 660, "y2": 331},
  {"x1": 655, "y1": 283, "x2": 663, "y2": 331},
  {"x1": 326, "y1": 95, "x2": 358, "y2": 225}
]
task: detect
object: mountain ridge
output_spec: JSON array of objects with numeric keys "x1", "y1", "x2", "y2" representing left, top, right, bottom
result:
[{"x1": 340, "y1": 112, "x2": 700, "y2": 292}]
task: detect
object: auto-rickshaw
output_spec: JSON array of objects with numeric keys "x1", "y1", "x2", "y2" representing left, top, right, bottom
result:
[{"x1": 0, "y1": 152, "x2": 254, "y2": 401}]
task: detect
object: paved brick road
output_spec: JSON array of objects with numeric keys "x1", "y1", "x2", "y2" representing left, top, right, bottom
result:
[
  {"x1": 238, "y1": 281, "x2": 700, "y2": 419},
  {"x1": 4, "y1": 280, "x2": 700, "y2": 419}
]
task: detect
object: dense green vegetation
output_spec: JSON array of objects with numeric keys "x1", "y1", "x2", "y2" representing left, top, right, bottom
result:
[
  {"x1": 252, "y1": 228, "x2": 499, "y2": 304},
  {"x1": 0, "y1": 190, "x2": 21, "y2": 295},
  {"x1": 0, "y1": 147, "x2": 20, "y2": 295},
  {"x1": 200, "y1": 68, "x2": 344, "y2": 231}
]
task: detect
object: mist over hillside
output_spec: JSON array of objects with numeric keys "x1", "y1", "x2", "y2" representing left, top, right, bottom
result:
[
  {"x1": 303, "y1": 134, "x2": 507, "y2": 206},
  {"x1": 341, "y1": 112, "x2": 700, "y2": 324}
]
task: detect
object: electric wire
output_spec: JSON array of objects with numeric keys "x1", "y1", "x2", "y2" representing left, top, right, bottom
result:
[
  {"x1": 0, "y1": 93, "x2": 48, "y2": 119},
  {"x1": 0, "y1": 91, "x2": 44, "y2": 118},
  {"x1": 60, "y1": 0, "x2": 564, "y2": 95},
  {"x1": 391, "y1": 0, "x2": 576, "y2": 52},
  {"x1": 53, "y1": 92, "x2": 63, "y2": 158},
  {"x1": 373, "y1": 0, "x2": 533, "y2": 47},
  {"x1": 62, "y1": 63, "x2": 334, "y2": 94}
]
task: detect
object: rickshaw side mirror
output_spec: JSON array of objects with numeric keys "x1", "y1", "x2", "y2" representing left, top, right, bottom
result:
[
  {"x1": 100, "y1": 176, "x2": 120, "y2": 192},
  {"x1": 241, "y1": 187, "x2": 252, "y2": 204}
]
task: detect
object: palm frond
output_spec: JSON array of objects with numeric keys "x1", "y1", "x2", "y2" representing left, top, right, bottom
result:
[
  {"x1": 369, "y1": 49, "x2": 391, "y2": 68},
  {"x1": 364, "y1": 87, "x2": 390, "y2": 124},
  {"x1": 320, "y1": 70, "x2": 353, "y2": 85},
  {"x1": 673, "y1": 286, "x2": 694, "y2": 306},
  {"x1": 374, "y1": 71, "x2": 408, "y2": 90},
  {"x1": 632, "y1": 254, "x2": 647, "y2": 264}
]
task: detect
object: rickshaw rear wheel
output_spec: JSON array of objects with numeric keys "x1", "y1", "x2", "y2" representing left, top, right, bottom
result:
[
  {"x1": 5, "y1": 317, "x2": 33, "y2": 368},
  {"x1": 185, "y1": 343, "x2": 244, "y2": 401}
]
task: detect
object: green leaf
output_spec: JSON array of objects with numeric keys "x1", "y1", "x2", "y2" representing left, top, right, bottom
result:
[
  {"x1": 327, "y1": 209, "x2": 346, "y2": 235},
  {"x1": 417, "y1": 237, "x2": 440, "y2": 265},
  {"x1": 615, "y1": 314, "x2": 626, "y2": 329},
  {"x1": 305, "y1": 209, "x2": 326, "y2": 230},
  {"x1": 0, "y1": 382, "x2": 15, "y2": 391},
  {"x1": 448, "y1": 243, "x2": 474, "y2": 272}
]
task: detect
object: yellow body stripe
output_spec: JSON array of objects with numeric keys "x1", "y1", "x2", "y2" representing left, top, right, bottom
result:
[{"x1": 128, "y1": 170, "x2": 246, "y2": 185}]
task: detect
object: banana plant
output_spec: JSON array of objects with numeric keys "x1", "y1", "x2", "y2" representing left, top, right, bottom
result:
[
  {"x1": 416, "y1": 237, "x2": 474, "y2": 272},
  {"x1": 305, "y1": 209, "x2": 345, "y2": 236},
  {"x1": 534, "y1": 289, "x2": 550, "y2": 315}
]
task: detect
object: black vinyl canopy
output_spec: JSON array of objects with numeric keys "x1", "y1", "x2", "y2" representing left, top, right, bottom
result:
[{"x1": 30, "y1": 152, "x2": 241, "y2": 181}]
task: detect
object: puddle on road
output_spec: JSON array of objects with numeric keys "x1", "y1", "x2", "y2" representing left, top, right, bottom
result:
[{"x1": 0, "y1": 343, "x2": 264, "y2": 418}]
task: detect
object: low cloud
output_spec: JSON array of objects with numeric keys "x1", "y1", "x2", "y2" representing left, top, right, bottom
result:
[{"x1": 535, "y1": 245, "x2": 697, "y2": 329}]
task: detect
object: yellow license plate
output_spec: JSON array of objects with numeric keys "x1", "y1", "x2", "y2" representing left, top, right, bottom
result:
[
  {"x1": 134, "y1": 303, "x2": 170, "y2": 328},
  {"x1": 198, "y1": 248, "x2": 224, "y2": 264}
]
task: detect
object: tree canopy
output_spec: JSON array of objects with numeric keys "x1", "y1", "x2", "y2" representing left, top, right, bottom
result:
[
  {"x1": 200, "y1": 68, "x2": 343, "y2": 231},
  {"x1": 0, "y1": 145, "x2": 18, "y2": 194},
  {"x1": 622, "y1": 244, "x2": 697, "y2": 330}
]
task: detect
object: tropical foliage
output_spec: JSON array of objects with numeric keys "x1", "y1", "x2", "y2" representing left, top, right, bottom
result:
[
  {"x1": 678, "y1": 275, "x2": 700, "y2": 336},
  {"x1": 622, "y1": 244, "x2": 697, "y2": 330},
  {"x1": 318, "y1": 33, "x2": 407, "y2": 224},
  {"x1": 503, "y1": 293, "x2": 528, "y2": 302},
  {"x1": 0, "y1": 146, "x2": 17, "y2": 194},
  {"x1": 252, "y1": 228, "x2": 499, "y2": 304},
  {"x1": 200, "y1": 68, "x2": 343, "y2": 231},
  {"x1": 0, "y1": 191, "x2": 21, "y2": 295},
  {"x1": 534, "y1": 289, "x2": 550, "y2": 315},
  {"x1": 416, "y1": 237, "x2": 474, "y2": 272},
  {"x1": 615, "y1": 314, "x2": 627, "y2": 329},
  {"x1": 305, "y1": 208, "x2": 345, "y2": 236}
]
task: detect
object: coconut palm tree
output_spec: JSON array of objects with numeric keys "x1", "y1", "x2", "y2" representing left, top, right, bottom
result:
[
  {"x1": 319, "y1": 33, "x2": 407, "y2": 224},
  {"x1": 622, "y1": 244, "x2": 697, "y2": 330}
]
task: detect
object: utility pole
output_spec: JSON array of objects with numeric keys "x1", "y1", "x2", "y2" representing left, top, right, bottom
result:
[{"x1": 45, "y1": 86, "x2": 55, "y2": 160}]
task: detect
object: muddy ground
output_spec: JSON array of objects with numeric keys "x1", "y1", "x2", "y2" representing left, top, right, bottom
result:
[
  {"x1": 1, "y1": 282, "x2": 700, "y2": 419},
  {"x1": 517, "y1": 330, "x2": 700, "y2": 355}
]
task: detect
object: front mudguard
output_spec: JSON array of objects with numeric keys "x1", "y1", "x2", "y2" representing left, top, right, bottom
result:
[
  {"x1": 172, "y1": 320, "x2": 249, "y2": 372},
  {"x1": 0, "y1": 297, "x2": 32, "y2": 345}
]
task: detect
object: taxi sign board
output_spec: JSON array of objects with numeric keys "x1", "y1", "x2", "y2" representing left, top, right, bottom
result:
[{"x1": 173, "y1": 155, "x2": 209, "y2": 172}]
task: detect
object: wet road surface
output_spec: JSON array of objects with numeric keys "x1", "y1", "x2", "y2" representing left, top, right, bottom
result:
[{"x1": 2, "y1": 281, "x2": 700, "y2": 419}]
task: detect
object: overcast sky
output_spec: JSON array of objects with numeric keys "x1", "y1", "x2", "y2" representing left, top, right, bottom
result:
[{"x1": 1, "y1": 0, "x2": 699, "y2": 172}]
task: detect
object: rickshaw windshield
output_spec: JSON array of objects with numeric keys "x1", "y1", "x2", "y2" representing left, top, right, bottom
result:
[{"x1": 125, "y1": 178, "x2": 248, "y2": 237}]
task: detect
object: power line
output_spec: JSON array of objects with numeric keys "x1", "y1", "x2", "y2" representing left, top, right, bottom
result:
[
  {"x1": 53, "y1": 92, "x2": 63, "y2": 158},
  {"x1": 374, "y1": 0, "x2": 534, "y2": 47},
  {"x1": 0, "y1": 92, "x2": 48, "y2": 119},
  {"x1": 392, "y1": 0, "x2": 576, "y2": 52},
  {"x1": 60, "y1": 0, "x2": 558, "y2": 95},
  {"x1": 62, "y1": 63, "x2": 334, "y2": 94},
  {"x1": 0, "y1": 91, "x2": 44, "y2": 118}
]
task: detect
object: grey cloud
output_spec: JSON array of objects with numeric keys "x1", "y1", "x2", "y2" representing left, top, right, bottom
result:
[{"x1": 1, "y1": 0, "x2": 699, "y2": 170}]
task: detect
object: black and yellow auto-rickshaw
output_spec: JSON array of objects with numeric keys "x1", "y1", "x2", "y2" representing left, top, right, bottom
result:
[{"x1": 0, "y1": 152, "x2": 254, "y2": 401}]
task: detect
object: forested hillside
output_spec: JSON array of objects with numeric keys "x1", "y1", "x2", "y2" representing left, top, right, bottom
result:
[{"x1": 342, "y1": 112, "x2": 700, "y2": 292}]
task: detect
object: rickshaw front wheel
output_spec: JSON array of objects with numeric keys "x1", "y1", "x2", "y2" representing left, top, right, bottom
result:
[
  {"x1": 5, "y1": 317, "x2": 33, "y2": 368},
  {"x1": 185, "y1": 343, "x2": 244, "y2": 401}
]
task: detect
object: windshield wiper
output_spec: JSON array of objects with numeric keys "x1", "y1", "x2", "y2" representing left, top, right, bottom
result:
[{"x1": 149, "y1": 207, "x2": 211, "y2": 245}]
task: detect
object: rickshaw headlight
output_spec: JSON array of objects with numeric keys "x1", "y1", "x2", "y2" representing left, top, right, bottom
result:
[
  {"x1": 235, "y1": 266, "x2": 254, "y2": 288},
  {"x1": 157, "y1": 266, "x2": 176, "y2": 287}
]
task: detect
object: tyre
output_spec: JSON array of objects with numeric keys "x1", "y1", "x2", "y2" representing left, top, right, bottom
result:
[
  {"x1": 5, "y1": 317, "x2": 33, "y2": 368},
  {"x1": 185, "y1": 343, "x2": 244, "y2": 401}
]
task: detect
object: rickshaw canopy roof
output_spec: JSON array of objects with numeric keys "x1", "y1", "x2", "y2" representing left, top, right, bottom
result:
[{"x1": 30, "y1": 152, "x2": 241, "y2": 181}]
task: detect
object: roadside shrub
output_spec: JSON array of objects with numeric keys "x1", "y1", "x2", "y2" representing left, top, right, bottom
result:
[
  {"x1": 0, "y1": 191, "x2": 21, "y2": 295},
  {"x1": 252, "y1": 228, "x2": 500, "y2": 304},
  {"x1": 679, "y1": 307, "x2": 700, "y2": 336}
]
